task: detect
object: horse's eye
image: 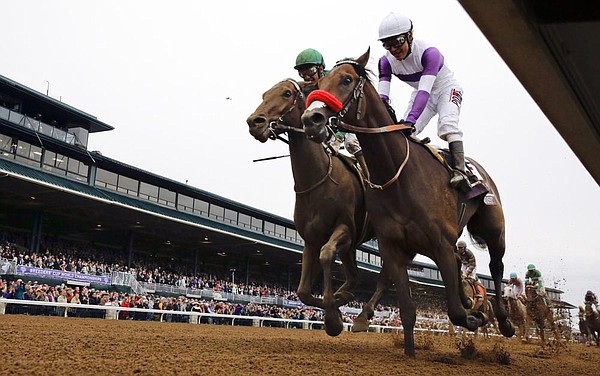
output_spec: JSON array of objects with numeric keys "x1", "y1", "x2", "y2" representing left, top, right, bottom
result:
[
  {"x1": 283, "y1": 90, "x2": 292, "y2": 98},
  {"x1": 343, "y1": 77, "x2": 352, "y2": 86}
]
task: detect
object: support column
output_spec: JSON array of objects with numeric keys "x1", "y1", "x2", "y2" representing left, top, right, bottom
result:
[{"x1": 29, "y1": 211, "x2": 43, "y2": 254}]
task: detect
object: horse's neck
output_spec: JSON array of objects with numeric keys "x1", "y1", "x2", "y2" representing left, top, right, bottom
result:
[{"x1": 287, "y1": 129, "x2": 330, "y2": 188}]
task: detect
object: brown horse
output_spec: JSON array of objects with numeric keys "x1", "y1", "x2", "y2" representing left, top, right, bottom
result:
[
  {"x1": 525, "y1": 285, "x2": 559, "y2": 344},
  {"x1": 503, "y1": 286, "x2": 530, "y2": 341},
  {"x1": 461, "y1": 278, "x2": 497, "y2": 338},
  {"x1": 246, "y1": 79, "x2": 374, "y2": 336},
  {"x1": 584, "y1": 301, "x2": 600, "y2": 346},
  {"x1": 301, "y1": 49, "x2": 514, "y2": 356}
]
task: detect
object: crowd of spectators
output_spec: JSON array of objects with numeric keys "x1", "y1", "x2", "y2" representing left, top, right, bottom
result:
[{"x1": 0, "y1": 239, "x2": 452, "y2": 330}]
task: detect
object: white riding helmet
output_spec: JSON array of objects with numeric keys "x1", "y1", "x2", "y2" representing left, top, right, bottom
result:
[{"x1": 378, "y1": 12, "x2": 413, "y2": 41}]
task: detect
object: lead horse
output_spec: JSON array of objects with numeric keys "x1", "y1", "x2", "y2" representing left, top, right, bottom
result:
[
  {"x1": 246, "y1": 79, "x2": 374, "y2": 336},
  {"x1": 301, "y1": 49, "x2": 514, "y2": 356}
]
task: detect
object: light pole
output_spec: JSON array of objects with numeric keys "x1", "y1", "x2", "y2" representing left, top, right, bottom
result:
[{"x1": 46, "y1": 81, "x2": 50, "y2": 96}]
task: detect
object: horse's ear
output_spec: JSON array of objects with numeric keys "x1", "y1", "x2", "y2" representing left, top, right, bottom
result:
[{"x1": 356, "y1": 48, "x2": 370, "y2": 68}]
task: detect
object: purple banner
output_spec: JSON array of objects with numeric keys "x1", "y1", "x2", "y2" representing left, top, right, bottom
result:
[
  {"x1": 15, "y1": 265, "x2": 111, "y2": 285},
  {"x1": 283, "y1": 299, "x2": 304, "y2": 308}
]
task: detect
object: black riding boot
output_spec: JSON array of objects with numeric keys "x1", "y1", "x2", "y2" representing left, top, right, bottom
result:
[
  {"x1": 449, "y1": 141, "x2": 471, "y2": 192},
  {"x1": 355, "y1": 151, "x2": 370, "y2": 180}
]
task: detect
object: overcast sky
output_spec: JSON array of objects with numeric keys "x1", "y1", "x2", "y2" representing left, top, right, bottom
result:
[{"x1": 2, "y1": 1, "x2": 599, "y2": 312}]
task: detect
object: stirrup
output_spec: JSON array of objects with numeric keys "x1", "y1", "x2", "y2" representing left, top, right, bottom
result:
[{"x1": 449, "y1": 170, "x2": 471, "y2": 192}]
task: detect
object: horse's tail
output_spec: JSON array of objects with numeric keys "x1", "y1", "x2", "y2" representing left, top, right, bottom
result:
[{"x1": 469, "y1": 233, "x2": 488, "y2": 251}]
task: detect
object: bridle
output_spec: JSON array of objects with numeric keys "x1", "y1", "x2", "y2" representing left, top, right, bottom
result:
[
  {"x1": 267, "y1": 79, "x2": 306, "y2": 144},
  {"x1": 264, "y1": 79, "x2": 339, "y2": 194},
  {"x1": 305, "y1": 60, "x2": 413, "y2": 190}
]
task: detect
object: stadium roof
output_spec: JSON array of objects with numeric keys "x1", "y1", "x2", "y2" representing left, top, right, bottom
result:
[{"x1": 459, "y1": 0, "x2": 600, "y2": 185}]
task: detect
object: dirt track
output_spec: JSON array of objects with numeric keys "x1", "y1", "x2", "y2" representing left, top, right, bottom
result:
[{"x1": 1, "y1": 315, "x2": 599, "y2": 376}]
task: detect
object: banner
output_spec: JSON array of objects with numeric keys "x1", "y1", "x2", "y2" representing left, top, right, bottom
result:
[{"x1": 15, "y1": 265, "x2": 111, "y2": 285}]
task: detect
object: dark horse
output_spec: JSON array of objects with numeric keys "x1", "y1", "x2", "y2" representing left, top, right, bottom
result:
[
  {"x1": 246, "y1": 79, "x2": 374, "y2": 336},
  {"x1": 461, "y1": 278, "x2": 496, "y2": 338},
  {"x1": 301, "y1": 49, "x2": 514, "y2": 356},
  {"x1": 524, "y1": 285, "x2": 560, "y2": 344}
]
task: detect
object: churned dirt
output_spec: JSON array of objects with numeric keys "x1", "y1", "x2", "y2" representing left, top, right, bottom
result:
[{"x1": 1, "y1": 315, "x2": 598, "y2": 376}]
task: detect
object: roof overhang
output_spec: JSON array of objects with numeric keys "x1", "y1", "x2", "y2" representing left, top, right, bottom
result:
[{"x1": 459, "y1": 0, "x2": 600, "y2": 185}]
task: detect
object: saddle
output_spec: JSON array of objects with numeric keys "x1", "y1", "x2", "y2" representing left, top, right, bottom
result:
[
  {"x1": 407, "y1": 136, "x2": 497, "y2": 205},
  {"x1": 465, "y1": 278, "x2": 486, "y2": 310}
]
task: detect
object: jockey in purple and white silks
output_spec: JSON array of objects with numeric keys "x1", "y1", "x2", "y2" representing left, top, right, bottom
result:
[{"x1": 377, "y1": 12, "x2": 470, "y2": 191}]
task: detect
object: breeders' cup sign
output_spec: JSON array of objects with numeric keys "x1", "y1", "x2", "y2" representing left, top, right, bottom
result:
[{"x1": 16, "y1": 265, "x2": 111, "y2": 285}]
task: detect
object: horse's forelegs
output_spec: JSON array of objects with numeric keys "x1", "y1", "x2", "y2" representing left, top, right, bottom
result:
[
  {"x1": 296, "y1": 245, "x2": 324, "y2": 308},
  {"x1": 333, "y1": 245, "x2": 359, "y2": 305},
  {"x1": 320, "y1": 226, "x2": 352, "y2": 336},
  {"x1": 392, "y1": 264, "x2": 416, "y2": 357},
  {"x1": 353, "y1": 265, "x2": 390, "y2": 333},
  {"x1": 489, "y1": 250, "x2": 515, "y2": 337},
  {"x1": 437, "y1": 250, "x2": 479, "y2": 331}
]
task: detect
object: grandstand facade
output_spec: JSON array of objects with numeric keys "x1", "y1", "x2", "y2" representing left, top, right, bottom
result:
[{"x1": 0, "y1": 74, "x2": 572, "y2": 308}]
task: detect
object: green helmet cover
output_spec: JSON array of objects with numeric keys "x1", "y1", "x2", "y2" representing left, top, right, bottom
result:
[
  {"x1": 295, "y1": 48, "x2": 325, "y2": 69},
  {"x1": 527, "y1": 264, "x2": 536, "y2": 271}
]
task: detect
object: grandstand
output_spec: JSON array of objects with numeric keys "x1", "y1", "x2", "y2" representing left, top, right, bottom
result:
[{"x1": 0, "y1": 73, "x2": 573, "y2": 314}]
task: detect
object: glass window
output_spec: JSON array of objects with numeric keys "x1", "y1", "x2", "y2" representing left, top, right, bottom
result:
[
  {"x1": 117, "y1": 175, "x2": 139, "y2": 196},
  {"x1": 264, "y1": 221, "x2": 275, "y2": 235},
  {"x1": 286, "y1": 228, "x2": 297, "y2": 241},
  {"x1": 224, "y1": 209, "x2": 238, "y2": 224},
  {"x1": 15, "y1": 142, "x2": 42, "y2": 167},
  {"x1": 8, "y1": 111, "x2": 24, "y2": 125},
  {"x1": 0, "y1": 133, "x2": 12, "y2": 153},
  {"x1": 95, "y1": 168, "x2": 118, "y2": 190},
  {"x1": 38, "y1": 121, "x2": 53, "y2": 136},
  {"x1": 139, "y1": 182, "x2": 159, "y2": 202},
  {"x1": 209, "y1": 204, "x2": 224, "y2": 220},
  {"x1": 66, "y1": 159, "x2": 89, "y2": 182},
  {"x1": 53, "y1": 127, "x2": 67, "y2": 143},
  {"x1": 251, "y1": 217, "x2": 263, "y2": 232},
  {"x1": 158, "y1": 187, "x2": 176, "y2": 207},
  {"x1": 275, "y1": 224, "x2": 286, "y2": 238},
  {"x1": 177, "y1": 194, "x2": 194, "y2": 213},
  {"x1": 238, "y1": 213, "x2": 251, "y2": 228},
  {"x1": 193, "y1": 199, "x2": 209, "y2": 216},
  {"x1": 0, "y1": 107, "x2": 9, "y2": 120}
]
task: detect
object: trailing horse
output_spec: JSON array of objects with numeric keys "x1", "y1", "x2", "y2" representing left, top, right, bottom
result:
[
  {"x1": 525, "y1": 285, "x2": 560, "y2": 344},
  {"x1": 503, "y1": 285, "x2": 530, "y2": 341},
  {"x1": 246, "y1": 79, "x2": 374, "y2": 336},
  {"x1": 584, "y1": 301, "x2": 600, "y2": 346},
  {"x1": 300, "y1": 49, "x2": 515, "y2": 356}
]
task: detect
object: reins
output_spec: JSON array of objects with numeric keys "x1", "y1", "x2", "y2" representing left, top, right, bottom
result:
[
  {"x1": 266, "y1": 80, "x2": 340, "y2": 194},
  {"x1": 294, "y1": 153, "x2": 339, "y2": 194},
  {"x1": 305, "y1": 63, "x2": 414, "y2": 190}
]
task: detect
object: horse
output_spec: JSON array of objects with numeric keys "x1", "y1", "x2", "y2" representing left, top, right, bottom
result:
[
  {"x1": 524, "y1": 285, "x2": 560, "y2": 344},
  {"x1": 584, "y1": 301, "x2": 600, "y2": 346},
  {"x1": 246, "y1": 79, "x2": 374, "y2": 336},
  {"x1": 503, "y1": 285, "x2": 530, "y2": 341},
  {"x1": 461, "y1": 277, "x2": 497, "y2": 338},
  {"x1": 300, "y1": 49, "x2": 515, "y2": 356}
]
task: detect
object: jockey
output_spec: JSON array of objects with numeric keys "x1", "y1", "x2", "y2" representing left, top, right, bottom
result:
[
  {"x1": 376, "y1": 12, "x2": 471, "y2": 192},
  {"x1": 585, "y1": 290, "x2": 599, "y2": 312},
  {"x1": 507, "y1": 272, "x2": 525, "y2": 301},
  {"x1": 524, "y1": 264, "x2": 547, "y2": 305},
  {"x1": 455, "y1": 240, "x2": 477, "y2": 280},
  {"x1": 295, "y1": 48, "x2": 368, "y2": 178}
]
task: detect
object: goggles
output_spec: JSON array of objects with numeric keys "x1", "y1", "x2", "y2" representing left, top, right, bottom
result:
[
  {"x1": 298, "y1": 66, "x2": 318, "y2": 79},
  {"x1": 382, "y1": 34, "x2": 408, "y2": 51}
]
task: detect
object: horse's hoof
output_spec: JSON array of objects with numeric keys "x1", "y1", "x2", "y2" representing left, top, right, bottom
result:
[
  {"x1": 333, "y1": 291, "x2": 356, "y2": 307},
  {"x1": 324, "y1": 310, "x2": 344, "y2": 337},
  {"x1": 351, "y1": 317, "x2": 369, "y2": 333},
  {"x1": 465, "y1": 315, "x2": 480, "y2": 331},
  {"x1": 498, "y1": 319, "x2": 515, "y2": 338}
]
